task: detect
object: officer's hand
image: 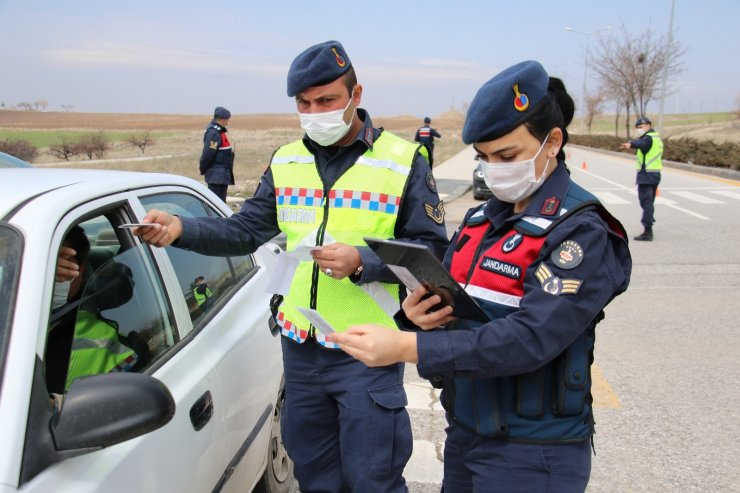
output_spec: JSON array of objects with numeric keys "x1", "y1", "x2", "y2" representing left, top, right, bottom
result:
[
  {"x1": 133, "y1": 209, "x2": 182, "y2": 247},
  {"x1": 325, "y1": 324, "x2": 418, "y2": 366},
  {"x1": 402, "y1": 286, "x2": 455, "y2": 330},
  {"x1": 620, "y1": 142, "x2": 631, "y2": 150},
  {"x1": 55, "y1": 246, "x2": 80, "y2": 282},
  {"x1": 311, "y1": 243, "x2": 362, "y2": 280}
]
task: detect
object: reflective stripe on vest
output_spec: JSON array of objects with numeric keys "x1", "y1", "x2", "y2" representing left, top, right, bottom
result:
[
  {"x1": 65, "y1": 311, "x2": 137, "y2": 390},
  {"x1": 636, "y1": 131, "x2": 663, "y2": 172},
  {"x1": 270, "y1": 132, "x2": 419, "y2": 346}
]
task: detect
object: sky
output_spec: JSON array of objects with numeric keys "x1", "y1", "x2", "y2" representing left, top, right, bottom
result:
[{"x1": 1, "y1": 0, "x2": 738, "y2": 118}]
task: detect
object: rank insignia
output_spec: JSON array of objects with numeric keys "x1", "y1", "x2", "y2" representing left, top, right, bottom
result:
[
  {"x1": 550, "y1": 240, "x2": 584, "y2": 269},
  {"x1": 512, "y1": 83, "x2": 529, "y2": 112},
  {"x1": 501, "y1": 233, "x2": 523, "y2": 253},
  {"x1": 424, "y1": 201, "x2": 445, "y2": 224},
  {"x1": 534, "y1": 263, "x2": 582, "y2": 296},
  {"x1": 541, "y1": 196, "x2": 560, "y2": 216},
  {"x1": 426, "y1": 171, "x2": 437, "y2": 193},
  {"x1": 209, "y1": 140, "x2": 219, "y2": 150}
]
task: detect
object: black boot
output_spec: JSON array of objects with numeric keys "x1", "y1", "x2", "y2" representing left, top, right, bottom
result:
[{"x1": 634, "y1": 228, "x2": 653, "y2": 241}]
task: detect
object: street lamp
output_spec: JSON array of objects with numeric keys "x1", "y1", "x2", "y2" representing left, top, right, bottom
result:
[{"x1": 565, "y1": 25, "x2": 611, "y2": 132}]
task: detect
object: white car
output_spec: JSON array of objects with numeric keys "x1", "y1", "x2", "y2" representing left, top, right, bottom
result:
[{"x1": 0, "y1": 168, "x2": 292, "y2": 493}]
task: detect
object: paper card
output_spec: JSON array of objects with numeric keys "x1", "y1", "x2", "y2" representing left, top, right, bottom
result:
[
  {"x1": 296, "y1": 307, "x2": 336, "y2": 335},
  {"x1": 265, "y1": 254, "x2": 299, "y2": 295},
  {"x1": 387, "y1": 265, "x2": 421, "y2": 291}
]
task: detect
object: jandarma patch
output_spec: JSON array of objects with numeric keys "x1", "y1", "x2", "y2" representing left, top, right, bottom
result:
[
  {"x1": 209, "y1": 140, "x2": 219, "y2": 149},
  {"x1": 332, "y1": 47, "x2": 346, "y2": 67},
  {"x1": 534, "y1": 263, "x2": 582, "y2": 295},
  {"x1": 480, "y1": 257, "x2": 522, "y2": 279},
  {"x1": 424, "y1": 201, "x2": 445, "y2": 224},
  {"x1": 425, "y1": 171, "x2": 437, "y2": 193},
  {"x1": 550, "y1": 240, "x2": 584, "y2": 269},
  {"x1": 512, "y1": 83, "x2": 529, "y2": 112}
]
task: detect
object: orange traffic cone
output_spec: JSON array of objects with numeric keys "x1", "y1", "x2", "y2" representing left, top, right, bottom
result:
[
  {"x1": 581, "y1": 160, "x2": 587, "y2": 170},
  {"x1": 567, "y1": 149, "x2": 572, "y2": 160},
  {"x1": 656, "y1": 187, "x2": 660, "y2": 197}
]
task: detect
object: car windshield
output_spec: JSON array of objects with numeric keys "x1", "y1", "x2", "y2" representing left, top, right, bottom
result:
[
  {"x1": 0, "y1": 152, "x2": 33, "y2": 168},
  {"x1": 0, "y1": 224, "x2": 23, "y2": 389}
]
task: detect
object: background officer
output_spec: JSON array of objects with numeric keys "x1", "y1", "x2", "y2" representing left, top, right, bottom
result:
[
  {"x1": 414, "y1": 116, "x2": 441, "y2": 166},
  {"x1": 328, "y1": 60, "x2": 632, "y2": 492},
  {"x1": 199, "y1": 106, "x2": 235, "y2": 202},
  {"x1": 621, "y1": 116, "x2": 663, "y2": 241},
  {"x1": 135, "y1": 40, "x2": 448, "y2": 493}
]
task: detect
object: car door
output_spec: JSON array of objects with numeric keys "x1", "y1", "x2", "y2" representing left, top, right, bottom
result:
[
  {"x1": 135, "y1": 189, "x2": 284, "y2": 492},
  {"x1": 18, "y1": 195, "x2": 229, "y2": 493}
]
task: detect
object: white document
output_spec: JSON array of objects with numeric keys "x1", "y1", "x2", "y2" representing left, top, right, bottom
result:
[
  {"x1": 387, "y1": 265, "x2": 421, "y2": 291},
  {"x1": 264, "y1": 230, "x2": 336, "y2": 295},
  {"x1": 296, "y1": 307, "x2": 336, "y2": 335}
]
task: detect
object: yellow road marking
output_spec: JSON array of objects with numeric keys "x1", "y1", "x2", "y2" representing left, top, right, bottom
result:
[{"x1": 592, "y1": 363, "x2": 621, "y2": 409}]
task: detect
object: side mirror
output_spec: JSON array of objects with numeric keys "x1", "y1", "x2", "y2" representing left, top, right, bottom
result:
[{"x1": 51, "y1": 373, "x2": 175, "y2": 451}]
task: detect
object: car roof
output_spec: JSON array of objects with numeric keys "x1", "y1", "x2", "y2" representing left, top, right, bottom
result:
[{"x1": 0, "y1": 168, "x2": 201, "y2": 219}]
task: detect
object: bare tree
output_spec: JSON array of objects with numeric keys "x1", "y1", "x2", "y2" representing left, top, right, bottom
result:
[
  {"x1": 60, "y1": 104, "x2": 75, "y2": 112},
  {"x1": 0, "y1": 139, "x2": 39, "y2": 162},
  {"x1": 77, "y1": 133, "x2": 110, "y2": 160},
  {"x1": 589, "y1": 24, "x2": 685, "y2": 133},
  {"x1": 584, "y1": 90, "x2": 606, "y2": 134},
  {"x1": 49, "y1": 138, "x2": 80, "y2": 161},
  {"x1": 16, "y1": 102, "x2": 34, "y2": 111},
  {"x1": 33, "y1": 99, "x2": 49, "y2": 112},
  {"x1": 127, "y1": 131, "x2": 156, "y2": 154}
]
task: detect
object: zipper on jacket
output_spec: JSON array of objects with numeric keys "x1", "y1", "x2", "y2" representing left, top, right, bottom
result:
[{"x1": 308, "y1": 188, "x2": 332, "y2": 337}]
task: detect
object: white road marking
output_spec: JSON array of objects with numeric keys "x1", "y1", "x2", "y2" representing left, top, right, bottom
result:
[
  {"x1": 592, "y1": 191, "x2": 631, "y2": 205},
  {"x1": 669, "y1": 191, "x2": 725, "y2": 204},
  {"x1": 711, "y1": 190, "x2": 740, "y2": 201}
]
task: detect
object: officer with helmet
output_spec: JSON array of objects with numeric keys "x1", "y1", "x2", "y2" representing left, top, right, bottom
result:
[
  {"x1": 621, "y1": 116, "x2": 663, "y2": 241},
  {"x1": 328, "y1": 60, "x2": 632, "y2": 492},
  {"x1": 135, "y1": 40, "x2": 448, "y2": 493},
  {"x1": 414, "y1": 116, "x2": 442, "y2": 166}
]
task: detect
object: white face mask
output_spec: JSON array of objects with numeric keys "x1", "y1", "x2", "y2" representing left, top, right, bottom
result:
[
  {"x1": 480, "y1": 134, "x2": 552, "y2": 204},
  {"x1": 298, "y1": 97, "x2": 354, "y2": 146},
  {"x1": 636, "y1": 127, "x2": 648, "y2": 136},
  {"x1": 52, "y1": 280, "x2": 71, "y2": 309}
]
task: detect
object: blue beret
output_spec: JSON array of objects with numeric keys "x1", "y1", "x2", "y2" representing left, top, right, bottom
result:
[
  {"x1": 462, "y1": 60, "x2": 549, "y2": 144},
  {"x1": 287, "y1": 40, "x2": 352, "y2": 97},
  {"x1": 635, "y1": 116, "x2": 651, "y2": 126},
  {"x1": 214, "y1": 106, "x2": 231, "y2": 119}
]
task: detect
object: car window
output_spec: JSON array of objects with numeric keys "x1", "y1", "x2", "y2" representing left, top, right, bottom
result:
[
  {"x1": 45, "y1": 214, "x2": 177, "y2": 394},
  {"x1": 0, "y1": 224, "x2": 23, "y2": 390},
  {"x1": 139, "y1": 193, "x2": 256, "y2": 326}
]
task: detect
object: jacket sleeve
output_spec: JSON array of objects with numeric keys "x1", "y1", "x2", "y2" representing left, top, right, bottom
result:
[
  {"x1": 199, "y1": 128, "x2": 220, "y2": 175},
  {"x1": 432, "y1": 128, "x2": 441, "y2": 138},
  {"x1": 414, "y1": 129, "x2": 421, "y2": 142},
  {"x1": 416, "y1": 210, "x2": 631, "y2": 380}
]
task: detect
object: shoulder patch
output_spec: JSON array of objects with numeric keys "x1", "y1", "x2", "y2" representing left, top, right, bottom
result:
[
  {"x1": 550, "y1": 240, "x2": 584, "y2": 269},
  {"x1": 541, "y1": 196, "x2": 560, "y2": 216},
  {"x1": 424, "y1": 201, "x2": 445, "y2": 224},
  {"x1": 501, "y1": 232, "x2": 523, "y2": 253},
  {"x1": 425, "y1": 171, "x2": 437, "y2": 193},
  {"x1": 209, "y1": 140, "x2": 219, "y2": 150}
]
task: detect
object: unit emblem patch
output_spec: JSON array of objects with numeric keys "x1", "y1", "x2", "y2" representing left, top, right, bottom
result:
[
  {"x1": 501, "y1": 233, "x2": 523, "y2": 253},
  {"x1": 534, "y1": 263, "x2": 582, "y2": 295},
  {"x1": 424, "y1": 201, "x2": 445, "y2": 224},
  {"x1": 550, "y1": 240, "x2": 584, "y2": 269}
]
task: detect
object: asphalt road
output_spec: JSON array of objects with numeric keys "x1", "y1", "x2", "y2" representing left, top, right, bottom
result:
[{"x1": 291, "y1": 146, "x2": 740, "y2": 492}]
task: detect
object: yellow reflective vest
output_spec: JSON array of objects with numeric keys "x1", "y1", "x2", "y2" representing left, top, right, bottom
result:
[
  {"x1": 65, "y1": 310, "x2": 138, "y2": 390},
  {"x1": 636, "y1": 130, "x2": 663, "y2": 172},
  {"x1": 271, "y1": 131, "x2": 421, "y2": 346}
]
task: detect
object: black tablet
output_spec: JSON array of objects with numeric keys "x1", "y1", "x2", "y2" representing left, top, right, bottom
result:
[{"x1": 364, "y1": 237, "x2": 489, "y2": 323}]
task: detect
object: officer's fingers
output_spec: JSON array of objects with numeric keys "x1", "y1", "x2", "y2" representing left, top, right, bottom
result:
[
  {"x1": 144, "y1": 227, "x2": 173, "y2": 248},
  {"x1": 58, "y1": 246, "x2": 76, "y2": 259},
  {"x1": 402, "y1": 286, "x2": 428, "y2": 309}
]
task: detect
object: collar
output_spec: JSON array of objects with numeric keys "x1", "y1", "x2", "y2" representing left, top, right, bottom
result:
[
  {"x1": 483, "y1": 160, "x2": 570, "y2": 226},
  {"x1": 303, "y1": 108, "x2": 377, "y2": 152},
  {"x1": 210, "y1": 120, "x2": 227, "y2": 132}
]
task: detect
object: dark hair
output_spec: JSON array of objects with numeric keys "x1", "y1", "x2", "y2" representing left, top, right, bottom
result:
[
  {"x1": 523, "y1": 77, "x2": 575, "y2": 162},
  {"x1": 63, "y1": 225, "x2": 90, "y2": 264},
  {"x1": 342, "y1": 66, "x2": 357, "y2": 97}
]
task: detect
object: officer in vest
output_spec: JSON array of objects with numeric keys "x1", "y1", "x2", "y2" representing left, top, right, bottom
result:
[
  {"x1": 134, "y1": 40, "x2": 448, "y2": 493},
  {"x1": 414, "y1": 116, "x2": 442, "y2": 166},
  {"x1": 200, "y1": 106, "x2": 235, "y2": 203},
  {"x1": 328, "y1": 61, "x2": 632, "y2": 492},
  {"x1": 192, "y1": 275, "x2": 213, "y2": 310},
  {"x1": 621, "y1": 116, "x2": 663, "y2": 241}
]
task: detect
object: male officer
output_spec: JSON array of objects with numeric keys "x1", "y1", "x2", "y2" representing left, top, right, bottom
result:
[
  {"x1": 200, "y1": 106, "x2": 235, "y2": 202},
  {"x1": 414, "y1": 116, "x2": 442, "y2": 166},
  {"x1": 134, "y1": 40, "x2": 448, "y2": 493},
  {"x1": 621, "y1": 116, "x2": 663, "y2": 241}
]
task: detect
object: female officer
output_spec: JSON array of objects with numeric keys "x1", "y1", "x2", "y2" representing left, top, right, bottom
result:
[{"x1": 327, "y1": 60, "x2": 632, "y2": 492}]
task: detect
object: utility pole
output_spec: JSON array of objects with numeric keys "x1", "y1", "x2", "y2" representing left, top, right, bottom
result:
[{"x1": 657, "y1": 0, "x2": 676, "y2": 133}]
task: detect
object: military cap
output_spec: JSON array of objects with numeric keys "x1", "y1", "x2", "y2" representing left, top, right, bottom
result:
[
  {"x1": 214, "y1": 106, "x2": 231, "y2": 119},
  {"x1": 287, "y1": 40, "x2": 352, "y2": 97},
  {"x1": 462, "y1": 60, "x2": 549, "y2": 144},
  {"x1": 635, "y1": 116, "x2": 652, "y2": 127}
]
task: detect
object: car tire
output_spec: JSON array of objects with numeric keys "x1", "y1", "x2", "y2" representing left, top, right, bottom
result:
[{"x1": 254, "y1": 382, "x2": 293, "y2": 493}]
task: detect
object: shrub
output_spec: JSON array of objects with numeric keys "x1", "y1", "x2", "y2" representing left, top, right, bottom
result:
[{"x1": 0, "y1": 138, "x2": 39, "y2": 162}]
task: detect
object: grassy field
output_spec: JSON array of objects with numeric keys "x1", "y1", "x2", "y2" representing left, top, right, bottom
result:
[{"x1": 1, "y1": 109, "x2": 737, "y2": 197}]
